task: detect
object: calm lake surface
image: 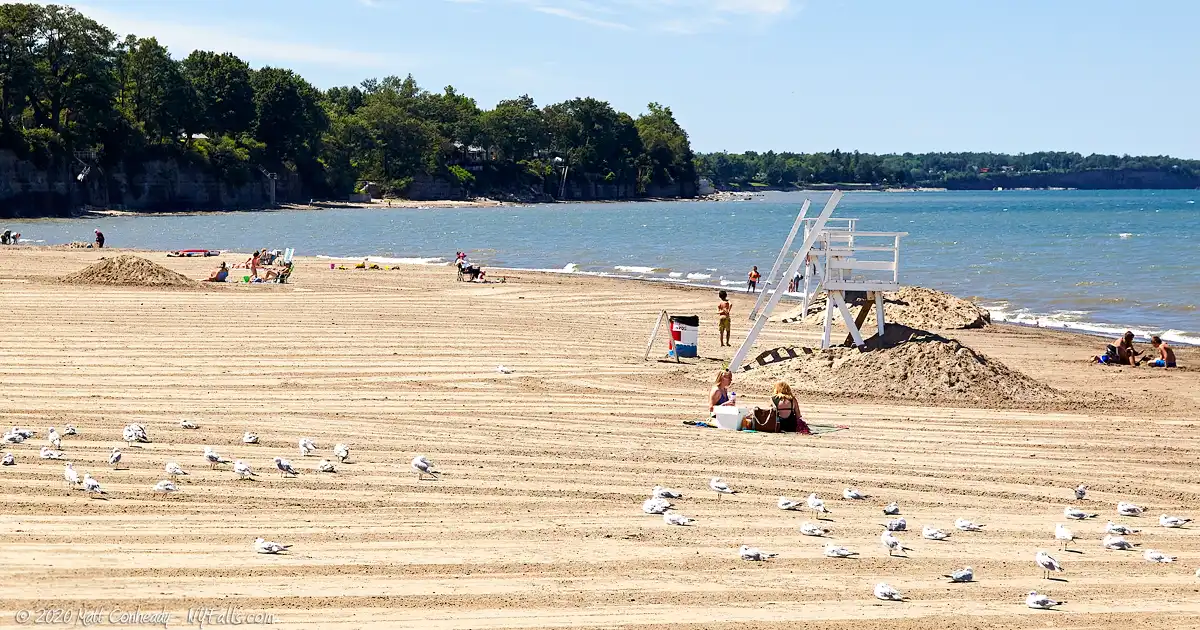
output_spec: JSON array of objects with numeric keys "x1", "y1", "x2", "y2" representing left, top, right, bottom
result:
[{"x1": 7, "y1": 190, "x2": 1198, "y2": 344}]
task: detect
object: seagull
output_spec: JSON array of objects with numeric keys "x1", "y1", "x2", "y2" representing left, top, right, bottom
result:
[
  {"x1": 64, "y1": 462, "x2": 80, "y2": 489},
  {"x1": 1102, "y1": 534, "x2": 1136, "y2": 551},
  {"x1": 273, "y1": 457, "x2": 298, "y2": 478},
  {"x1": 1160, "y1": 514, "x2": 1192, "y2": 528},
  {"x1": 298, "y1": 437, "x2": 316, "y2": 456},
  {"x1": 233, "y1": 460, "x2": 256, "y2": 479},
  {"x1": 123, "y1": 423, "x2": 149, "y2": 444},
  {"x1": 653, "y1": 485, "x2": 682, "y2": 499},
  {"x1": 874, "y1": 582, "x2": 903, "y2": 601},
  {"x1": 1055, "y1": 523, "x2": 1074, "y2": 549},
  {"x1": 204, "y1": 447, "x2": 229, "y2": 469},
  {"x1": 179, "y1": 419, "x2": 198, "y2": 429},
  {"x1": 11, "y1": 427, "x2": 35, "y2": 439},
  {"x1": 254, "y1": 537, "x2": 291, "y2": 554},
  {"x1": 881, "y1": 518, "x2": 907, "y2": 532},
  {"x1": 63, "y1": 425, "x2": 77, "y2": 436},
  {"x1": 164, "y1": 462, "x2": 187, "y2": 478},
  {"x1": 663, "y1": 512, "x2": 695, "y2": 526},
  {"x1": 412, "y1": 455, "x2": 438, "y2": 480},
  {"x1": 944, "y1": 566, "x2": 974, "y2": 583},
  {"x1": 108, "y1": 447, "x2": 121, "y2": 469},
  {"x1": 496, "y1": 365, "x2": 514, "y2": 374},
  {"x1": 739, "y1": 545, "x2": 777, "y2": 561},
  {"x1": 40, "y1": 446, "x2": 65, "y2": 460},
  {"x1": 242, "y1": 432, "x2": 259, "y2": 444},
  {"x1": 709, "y1": 477, "x2": 735, "y2": 498},
  {"x1": 823, "y1": 544, "x2": 857, "y2": 558},
  {"x1": 881, "y1": 530, "x2": 910, "y2": 556},
  {"x1": 1144, "y1": 549, "x2": 1176, "y2": 563},
  {"x1": 1063, "y1": 506, "x2": 1097, "y2": 520},
  {"x1": 923, "y1": 525, "x2": 950, "y2": 541},
  {"x1": 800, "y1": 522, "x2": 829, "y2": 537},
  {"x1": 1117, "y1": 501, "x2": 1145, "y2": 517},
  {"x1": 1026, "y1": 591, "x2": 1064, "y2": 610},
  {"x1": 315, "y1": 459, "x2": 336, "y2": 473},
  {"x1": 82, "y1": 473, "x2": 104, "y2": 496},
  {"x1": 1, "y1": 452, "x2": 12, "y2": 466},
  {"x1": 807, "y1": 493, "x2": 831, "y2": 517},
  {"x1": 152, "y1": 479, "x2": 177, "y2": 495},
  {"x1": 883, "y1": 501, "x2": 900, "y2": 515},
  {"x1": 334, "y1": 444, "x2": 350, "y2": 463},
  {"x1": 778, "y1": 496, "x2": 802, "y2": 511},
  {"x1": 1035, "y1": 550, "x2": 1063, "y2": 579},
  {"x1": 843, "y1": 487, "x2": 868, "y2": 500},
  {"x1": 955, "y1": 518, "x2": 984, "y2": 531},
  {"x1": 643, "y1": 497, "x2": 672, "y2": 514},
  {"x1": 1106, "y1": 521, "x2": 1139, "y2": 535},
  {"x1": 1, "y1": 431, "x2": 24, "y2": 444},
  {"x1": 47, "y1": 427, "x2": 61, "y2": 449},
  {"x1": 1074, "y1": 484, "x2": 1088, "y2": 500}
]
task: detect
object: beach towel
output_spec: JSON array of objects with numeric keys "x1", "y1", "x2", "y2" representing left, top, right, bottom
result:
[{"x1": 689, "y1": 419, "x2": 847, "y2": 435}]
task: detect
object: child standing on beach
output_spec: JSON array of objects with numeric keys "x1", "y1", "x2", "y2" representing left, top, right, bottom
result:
[
  {"x1": 747, "y1": 266, "x2": 760, "y2": 293},
  {"x1": 717, "y1": 290, "x2": 732, "y2": 347}
]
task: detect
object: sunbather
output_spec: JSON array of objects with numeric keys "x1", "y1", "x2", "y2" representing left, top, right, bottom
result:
[
  {"x1": 203, "y1": 262, "x2": 229, "y2": 282},
  {"x1": 262, "y1": 262, "x2": 292, "y2": 282},
  {"x1": 771, "y1": 381, "x2": 810, "y2": 433},
  {"x1": 710, "y1": 369, "x2": 736, "y2": 412}
]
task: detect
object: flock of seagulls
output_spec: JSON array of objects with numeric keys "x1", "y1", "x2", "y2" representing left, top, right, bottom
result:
[
  {"x1": 635, "y1": 475, "x2": 1197, "y2": 607},
  {"x1": 2, "y1": 422, "x2": 442, "y2": 556}
]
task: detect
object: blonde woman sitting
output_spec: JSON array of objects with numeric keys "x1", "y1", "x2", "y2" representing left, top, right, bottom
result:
[
  {"x1": 710, "y1": 369, "x2": 737, "y2": 412},
  {"x1": 771, "y1": 381, "x2": 810, "y2": 434}
]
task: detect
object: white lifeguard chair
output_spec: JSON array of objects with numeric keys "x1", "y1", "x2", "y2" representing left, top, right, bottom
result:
[{"x1": 729, "y1": 192, "x2": 908, "y2": 372}]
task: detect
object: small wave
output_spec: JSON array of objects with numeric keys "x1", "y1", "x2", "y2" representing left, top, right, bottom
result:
[
  {"x1": 1118, "y1": 233, "x2": 1135, "y2": 239},
  {"x1": 719, "y1": 279, "x2": 741, "y2": 286},
  {"x1": 687, "y1": 273, "x2": 712, "y2": 280},
  {"x1": 668, "y1": 272, "x2": 684, "y2": 278},
  {"x1": 317, "y1": 255, "x2": 447, "y2": 265},
  {"x1": 614, "y1": 265, "x2": 656, "y2": 274}
]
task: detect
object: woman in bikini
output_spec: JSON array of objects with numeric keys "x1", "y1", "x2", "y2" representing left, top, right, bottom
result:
[
  {"x1": 771, "y1": 381, "x2": 809, "y2": 433},
  {"x1": 710, "y1": 369, "x2": 736, "y2": 412}
]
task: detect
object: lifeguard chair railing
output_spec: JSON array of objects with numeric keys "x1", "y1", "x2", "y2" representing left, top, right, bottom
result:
[{"x1": 814, "y1": 229, "x2": 907, "y2": 348}]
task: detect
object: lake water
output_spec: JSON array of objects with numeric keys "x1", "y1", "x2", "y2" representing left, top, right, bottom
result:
[{"x1": 6, "y1": 190, "x2": 1198, "y2": 345}]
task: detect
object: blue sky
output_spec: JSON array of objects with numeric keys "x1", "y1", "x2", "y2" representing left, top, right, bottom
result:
[{"x1": 20, "y1": 0, "x2": 1200, "y2": 157}]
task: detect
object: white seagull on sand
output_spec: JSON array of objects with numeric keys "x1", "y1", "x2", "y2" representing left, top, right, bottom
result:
[
  {"x1": 47, "y1": 427, "x2": 61, "y2": 449},
  {"x1": 881, "y1": 518, "x2": 906, "y2": 532},
  {"x1": 1102, "y1": 534, "x2": 1136, "y2": 551},
  {"x1": 883, "y1": 501, "x2": 900, "y2": 515},
  {"x1": 778, "y1": 496, "x2": 802, "y2": 511},
  {"x1": 1117, "y1": 501, "x2": 1145, "y2": 517},
  {"x1": 64, "y1": 462, "x2": 80, "y2": 488},
  {"x1": 315, "y1": 459, "x2": 336, "y2": 473},
  {"x1": 923, "y1": 525, "x2": 950, "y2": 541},
  {"x1": 1144, "y1": 549, "x2": 1176, "y2": 563},
  {"x1": 1, "y1": 452, "x2": 12, "y2": 466},
  {"x1": 254, "y1": 538, "x2": 290, "y2": 554},
  {"x1": 82, "y1": 473, "x2": 104, "y2": 496},
  {"x1": 955, "y1": 518, "x2": 984, "y2": 531},
  {"x1": 108, "y1": 447, "x2": 121, "y2": 468},
  {"x1": 1035, "y1": 551, "x2": 1063, "y2": 579},
  {"x1": 412, "y1": 455, "x2": 438, "y2": 480},
  {"x1": 204, "y1": 446, "x2": 229, "y2": 469},
  {"x1": 40, "y1": 447, "x2": 65, "y2": 460},
  {"x1": 874, "y1": 582, "x2": 903, "y2": 601},
  {"x1": 123, "y1": 423, "x2": 149, "y2": 443},
  {"x1": 944, "y1": 566, "x2": 974, "y2": 583},
  {"x1": 663, "y1": 512, "x2": 695, "y2": 526},
  {"x1": 881, "y1": 530, "x2": 911, "y2": 556},
  {"x1": 807, "y1": 493, "x2": 831, "y2": 517},
  {"x1": 298, "y1": 437, "x2": 316, "y2": 456},
  {"x1": 242, "y1": 432, "x2": 259, "y2": 444},
  {"x1": 843, "y1": 487, "x2": 868, "y2": 500},
  {"x1": 1106, "y1": 521, "x2": 1139, "y2": 535},
  {"x1": 63, "y1": 425, "x2": 77, "y2": 436},
  {"x1": 153, "y1": 479, "x2": 177, "y2": 495},
  {"x1": 709, "y1": 477, "x2": 735, "y2": 498},
  {"x1": 1160, "y1": 514, "x2": 1192, "y2": 528},
  {"x1": 334, "y1": 444, "x2": 350, "y2": 463},
  {"x1": 643, "y1": 497, "x2": 672, "y2": 514},
  {"x1": 800, "y1": 522, "x2": 829, "y2": 537},
  {"x1": 1074, "y1": 484, "x2": 1088, "y2": 500},
  {"x1": 273, "y1": 457, "x2": 298, "y2": 478},
  {"x1": 1055, "y1": 523, "x2": 1074, "y2": 549},
  {"x1": 823, "y1": 544, "x2": 857, "y2": 558},
  {"x1": 179, "y1": 419, "x2": 198, "y2": 429},
  {"x1": 233, "y1": 460, "x2": 256, "y2": 479},
  {"x1": 1063, "y1": 506, "x2": 1097, "y2": 520},
  {"x1": 164, "y1": 462, "x2": 187, "y2": 478},
  {"x1": 739, "y1": 545, "x2": 777, "y2": 561},
  {"x1": 1026, "y1": 591, "x2": 1064, "y2": 609},
  {"x1": 653, "y1": 485, "x2": 682, "y2": 499}
]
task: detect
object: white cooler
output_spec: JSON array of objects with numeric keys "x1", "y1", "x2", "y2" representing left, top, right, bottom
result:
[{"x1": 712, "y1": 406, "x2": 744, "y2": 430}]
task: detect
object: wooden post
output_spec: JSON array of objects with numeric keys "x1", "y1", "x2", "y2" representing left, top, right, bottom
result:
[
  {"x1": 843, "y1": 297, "x2": 874, "y2": 347},
  {"x1": 875, "y1": 291, "x2": 886, "y2": 339}
]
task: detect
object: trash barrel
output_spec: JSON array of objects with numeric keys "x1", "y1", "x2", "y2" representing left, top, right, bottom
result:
[{"x1": 669, "y1": 315, "x2": 699, "y2": 358}]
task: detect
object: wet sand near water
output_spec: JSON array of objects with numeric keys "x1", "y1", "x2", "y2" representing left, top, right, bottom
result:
[{"x1": 0, "y1": 248, "x2": 1198, "y2": 629}]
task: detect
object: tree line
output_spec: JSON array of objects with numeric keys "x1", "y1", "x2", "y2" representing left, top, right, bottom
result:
[
  {"x1": 695, "y1": 150, "x2": 1200, "y2": 189},
  {"x1": 0, "y1": 4, "x2": 697, "y2": 199}
]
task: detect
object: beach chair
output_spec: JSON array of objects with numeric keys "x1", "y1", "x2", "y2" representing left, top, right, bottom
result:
[{"x1": 271, "y1": 265, "x2": 293, "y2": 284}]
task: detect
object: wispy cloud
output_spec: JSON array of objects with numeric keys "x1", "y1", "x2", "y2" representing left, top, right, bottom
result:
[
  {"x1": 438, "y1": 0, "x2": 796, "y2": 32},
  {"x1": 6, "y1": 1, "x2": 406, "y2": 69}
]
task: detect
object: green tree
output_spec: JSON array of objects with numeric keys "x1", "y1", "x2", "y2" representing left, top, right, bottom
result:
[
  {"x1": 479, "y1": 95, "x2": 546, "y2": 162},
  {"x1": 181, "y1": 50, "x2": 255, "y2": 136},
  {"x1": 635, "y1": 102, "x2": 696, "y2": 187},
  {"x1": 27, "y1": 4, "x2": 116, "y2": 140},
  {"x1": 250, "y1": 66, "x2": 327, "y2": 163},
  {"x1": 0, "y1": 3, "x2": 39, "y2": 138},
  {"x1": 116, "y1": 36, "x2": 201, "y2": 143}
]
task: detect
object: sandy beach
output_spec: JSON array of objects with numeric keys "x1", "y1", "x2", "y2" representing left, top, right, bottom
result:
[{"x1": 1, "y1": 248, "x2": 1198, "y2": 629}]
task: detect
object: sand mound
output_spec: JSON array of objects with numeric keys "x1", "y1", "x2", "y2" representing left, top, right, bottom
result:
[
  {"x1": 59, "y1": 255, "x2": 198, "y2": 288},
  {"x1": 746, "y1": 325, "x2": 1063, "y2": 406},
  {"x1": 778, "y1": 286, "x2": 991, "y2": 330}
]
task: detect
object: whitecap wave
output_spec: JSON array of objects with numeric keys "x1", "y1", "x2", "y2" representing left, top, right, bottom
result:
[
  {"x1": 686, "y1": 272, "x2": 712, "y2": 280},
  {"x1": 668, "y1": 272, "x2": 683, "y2": 278},
  {"x1": 317, "y1": 255, "x2": 448, "y2": 265},
  {"x1": 614, "y1": 265, "x2": 656, "y2": 274}
]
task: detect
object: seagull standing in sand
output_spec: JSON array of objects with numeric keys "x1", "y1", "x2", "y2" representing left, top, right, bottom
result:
[
  {"x1": 108, "y1": 447, "x2": 122, "y2": 469},
  {"x1": 709, "y1": 477, "x2": 735, "y2": 499},
  {"x1": 807, "y1": 493, "x2": 831, "y2": 518},
  {"x1": 1055, "y1": 523, "x2": 1074, "y2": 549},
  {"x1": 82, "y1": 473, "x2": 104, "y2": 496},
  {"x1": 233, "y1": 460, "x2": 256, "y2": 479},
  {"x1": 412, "y1": 455, "x2": 438, "y2": 480},
  {"x1": 1074, "y1": 484, "x2": 1088, "y2": 500},
  {"x1": 298, "y1": 438, "x2": 316, "y2": 457},
  {"x1": 165, "y1": 462, "x2": 186, "y2": 479},
  {"x1": 334, "y1": 444, "x2": 350, "y2": 463},
  {"x1": 64, "y1": 462, "x2": 80, "y2": 489},
  {"x1": 1035, "y1": 550, "x2": 1063, "y2": 579},
  {"x1": 1160, "y1": 514, "x2": 1192, "y2": 528},
  {"x1": 273, "y1": 457, "x2": 298, "y2": 478},
  {"x1": 881, "y1": 530, "x2": 910, "y2": 556},
  {"x1": 123, "y1": 423, "x2": 149, "y2": 444},
  {"x1": 47, "y1": 427, "x2": 61, "y2": 449},
  {"x1": 204, "y1": 447, "x2": 229, "y2": 469}
]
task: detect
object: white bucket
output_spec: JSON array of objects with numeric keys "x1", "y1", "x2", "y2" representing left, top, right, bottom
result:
[{"x1": 712, "y1": 406, "x2": 743, "y2": 430}]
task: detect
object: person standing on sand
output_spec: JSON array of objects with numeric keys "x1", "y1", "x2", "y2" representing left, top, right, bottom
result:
[
  {"x1": 94, "y1": 229, "x2": 105, "y2": 248},
  {"x1": 717, "y1": 290, "x2": 732, "y2": 347},
  {"x1": 747, "y1": 266, "x2": 760, "y2": 293}
]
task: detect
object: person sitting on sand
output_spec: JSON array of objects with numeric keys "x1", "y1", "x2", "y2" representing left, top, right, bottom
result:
[
  {"x1": 1115, "y1": 331, "x2": 1141, "y2": 366},
  {"x1": 771, "y1": 381, "x2": 810, "y2": 434},
  {"x1": 203, "y1": 262, "x2": 229, "y2": 282},
  {"x1": 710, "y1": 370, "x2": 736, "y2": 412},
  {"x1": 1147, "y1": 335, "x2": 1177, "y2": 368},
  {"x1": 262, "y1": 261, "x2": 292, "y2": 282}
]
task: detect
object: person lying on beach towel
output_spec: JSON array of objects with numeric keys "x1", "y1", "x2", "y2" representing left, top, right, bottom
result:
[
  {"x1": 203, "y1": 262, "x2": 229, "y2": 282},
  {"x1": 1147, "y1": 335, "x2": 1177, "y2": 368}
]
